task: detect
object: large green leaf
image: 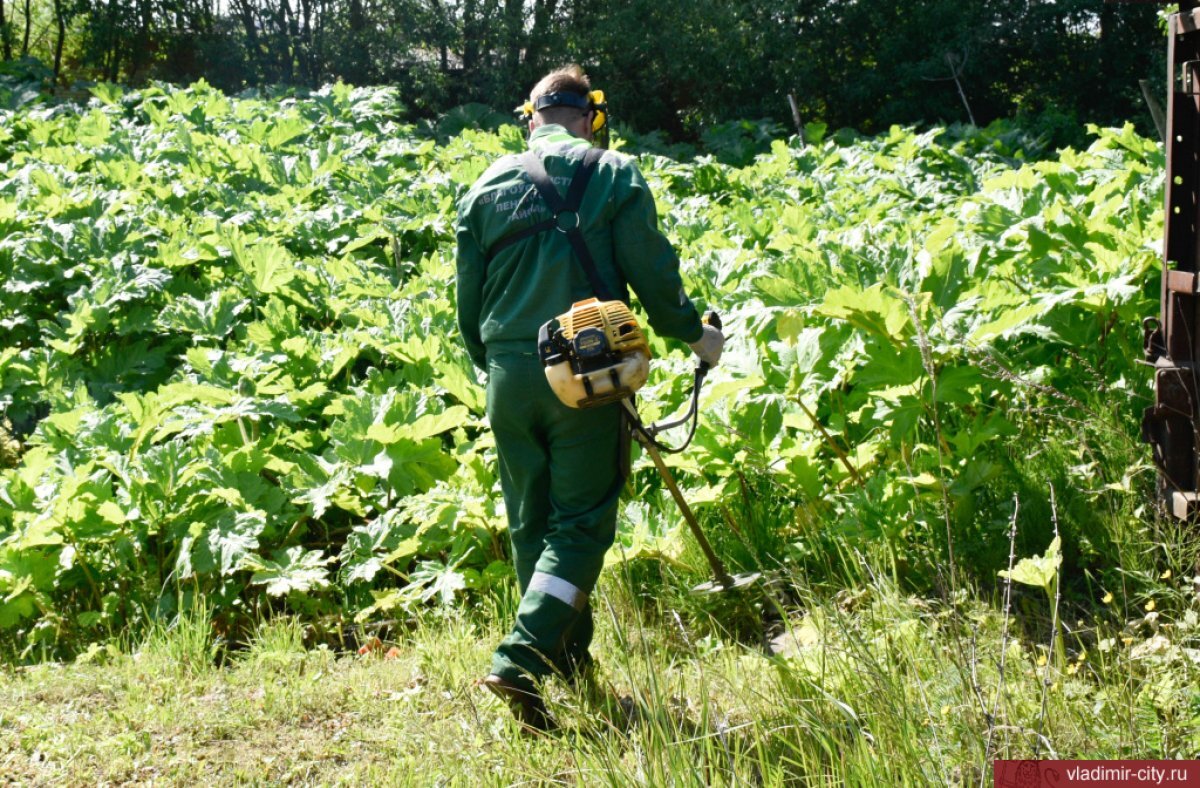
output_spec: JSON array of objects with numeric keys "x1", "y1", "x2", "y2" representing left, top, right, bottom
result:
[
  {"x1": 816, "y1": 283, "x2": 912, "y2": 344},
  {"x1": 0, "y1": 83, "x2": 1166, "y2": 649},
  {"x1": 228, "y1": 232, "x2": 296, "y2": 296},
  {"x1": 176, "y1": 510, "x2": 267, "y2": 579},
  {"x1": 243, "y1": 547, "x2": 334, "y2": 596},
  {"x1": 998, "y1": 537, "x2": 1062, "y2": 592}
]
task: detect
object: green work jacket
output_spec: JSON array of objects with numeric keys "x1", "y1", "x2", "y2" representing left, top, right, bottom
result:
[{"x1": 455, "y1": 124, "x2": 703, "y2": 370}]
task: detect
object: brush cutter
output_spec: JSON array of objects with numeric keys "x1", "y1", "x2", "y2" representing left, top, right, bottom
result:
[
  {"x1": 618, "y1": 312, "x2": 762, "y2": 595},
  {"x1": 538, "y1": 300, "x2": 760, "y2": 594}
]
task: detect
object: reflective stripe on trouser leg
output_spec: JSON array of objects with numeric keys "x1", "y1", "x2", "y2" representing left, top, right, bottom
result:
[
  {"x1": 486, "y1": 353, "x2": 623, "y2": 689},
  {"x1": 527, "y1": 572, "x2": 588, "y2": 611},
  {"x1": 491, "y1": 589, "x2": 586, "y2": 689}
]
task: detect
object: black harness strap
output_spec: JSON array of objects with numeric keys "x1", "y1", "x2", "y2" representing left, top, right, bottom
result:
[
  {"x1": 563, "y1": 147, "x2": 602, "y2": 209},
  {"x1": 485, "y1": 146, "x2": 613, "y2": 302},
  {"x1": 486, "y1": 217, "x2": 555, "y2": 258}
]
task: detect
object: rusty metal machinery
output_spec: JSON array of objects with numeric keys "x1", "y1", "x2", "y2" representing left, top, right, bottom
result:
[{"x1": 1143, "y1": 0, "x2": 1200, "y2": 518}]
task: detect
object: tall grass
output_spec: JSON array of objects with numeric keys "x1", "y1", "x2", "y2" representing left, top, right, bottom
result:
[
  {"x1": 132, "y1": 595, "x2": 221, "y2": 678},
  {"x1": 4, "y1": 388, "x2": 1196, "y2": 783},
  {"x1": 2, "y1": 543, "x2": 1196, "y2": 785}
]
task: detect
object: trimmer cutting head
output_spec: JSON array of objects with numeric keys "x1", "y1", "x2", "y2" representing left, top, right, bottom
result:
[
  {"x1": 691, "y1": 572, "x2": 763, "y2": 595},
  {"x1": 607, "y1": 310, "x2": 764, "y2": 599}
]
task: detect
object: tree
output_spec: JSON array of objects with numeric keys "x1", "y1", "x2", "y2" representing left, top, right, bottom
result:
[
  {"x1": 21, "y1": 0, "x2": 31, "y2": 56},
  {"x1": 0, "y1": 0, "x2": 1167, "y2": 145},
  {"x1": 1, "y1": 0, "x2": 12, "y2": 61},
  {"x1": 51, "y1": 0, "x2": 67, "y2": 88}
]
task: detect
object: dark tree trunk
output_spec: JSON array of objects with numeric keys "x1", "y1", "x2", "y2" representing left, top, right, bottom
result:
[
  {"x1": 277, "y1": 0, "x2": 295, "y2": 83},
  {"x1": 524, "y1": 0, "x2": 558, "y2": 70},
  {"x1": 105, "y1": 0, "x2": 122, "y2": 81},
  {"x1": 51, "y1": 0, "x2": 65, "y2": 90},
  {"x1": 345, "y1": 0, "x2": 365, "y2": 82},
  {"x1": 462, "y1": 0, "x2": 479, "y2": 72},
  {"x1": 1, "y1": 0, "x2": 12, "y2": 62},
  {"x1": 1098, "y1": 1, "x2": 1114, "y2": 118},
  {"x1": 187, "y1": 0, "x2": 214, "y2": 34},
  {"x1": 130, "y1": 0, "x2": 152, "y2": 81},
  {"x1": 20, "y1": 0, "x2": 29, "y2": 56},
  {"x1": 503, "y1": 0, "x2": 523, "y2": 73},
  {"x1": 298, "y1": 0, "x2": 314, "y2": 86},
  {"x1": 426, "y1": 0, "x2": 449, "y2": 71},
  {"x1": 313, "y1": 0, "x2": 326, "y2": 84},
  {"x1": 233, "y1": 0, "x2": 262, "y2": 76}
]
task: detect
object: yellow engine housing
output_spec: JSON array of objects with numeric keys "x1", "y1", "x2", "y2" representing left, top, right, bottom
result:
[
  {"x1": 556, "y1": 298, "x2": 650, "y2": 358},
  {"x1": 539, "y1": 298, "x2": 651, "y2": 409}
]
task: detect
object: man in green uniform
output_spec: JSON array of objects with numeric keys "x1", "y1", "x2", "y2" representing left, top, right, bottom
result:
[{"x1": 455, "y1": 65, "x2": 724, "y2": 730}]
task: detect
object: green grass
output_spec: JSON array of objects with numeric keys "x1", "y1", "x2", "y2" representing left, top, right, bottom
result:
[{"x1": 2, "y1": 565, "x2": 1197, "y2": 785}]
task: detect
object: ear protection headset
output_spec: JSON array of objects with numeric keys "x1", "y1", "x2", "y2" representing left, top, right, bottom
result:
[{"x1": 517, "y1": 90, "x2": 609, "y2": 148}]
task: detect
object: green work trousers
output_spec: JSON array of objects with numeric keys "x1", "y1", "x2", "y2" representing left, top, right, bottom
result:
[{"x1": 486, "y1": 351, "x2": 625, "y2": 690}]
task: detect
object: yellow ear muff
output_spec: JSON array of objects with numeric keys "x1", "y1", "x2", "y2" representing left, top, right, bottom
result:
[
  {"x1": 589, "y1": 91, "x2": 607, "y2": 134},
  {"x1": 517, "y1": 90, "x2": 607, "y2": 140}
]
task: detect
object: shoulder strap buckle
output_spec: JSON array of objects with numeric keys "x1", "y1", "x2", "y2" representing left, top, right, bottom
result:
[
  {"x1": 486, "y1": 147, "x2": 614, "y2": 303},
  {"x1": 554, "y1": 211, "x2": 581, "y2": 233}
]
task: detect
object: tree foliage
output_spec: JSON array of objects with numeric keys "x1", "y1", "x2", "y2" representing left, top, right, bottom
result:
[{"x1": 0, "y1": 0, "x2": 1166, "y2": 141}]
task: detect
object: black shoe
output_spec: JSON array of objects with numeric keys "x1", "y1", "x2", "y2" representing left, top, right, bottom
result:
[{"x1": 482, "y1": 674, "x2": 555, "y2": 733}]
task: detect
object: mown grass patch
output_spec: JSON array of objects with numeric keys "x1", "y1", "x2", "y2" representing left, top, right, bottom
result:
[{"x1": 2, "y1": 567, "x2": 1197, "y2": 785}]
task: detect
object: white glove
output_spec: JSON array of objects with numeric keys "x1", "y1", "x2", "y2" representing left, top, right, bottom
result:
[{"x1": 688, "y1": 324, "x2": 724, "y2": 367}]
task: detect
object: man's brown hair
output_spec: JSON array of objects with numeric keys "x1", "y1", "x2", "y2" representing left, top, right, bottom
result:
[{"x1": 530, "y1": 65, "x2": 592, "y2": 126}]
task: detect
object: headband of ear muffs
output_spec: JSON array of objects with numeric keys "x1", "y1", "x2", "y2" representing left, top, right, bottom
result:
[{"x1": 517, "y1": 90, "x2": 609, "y2": 148}]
